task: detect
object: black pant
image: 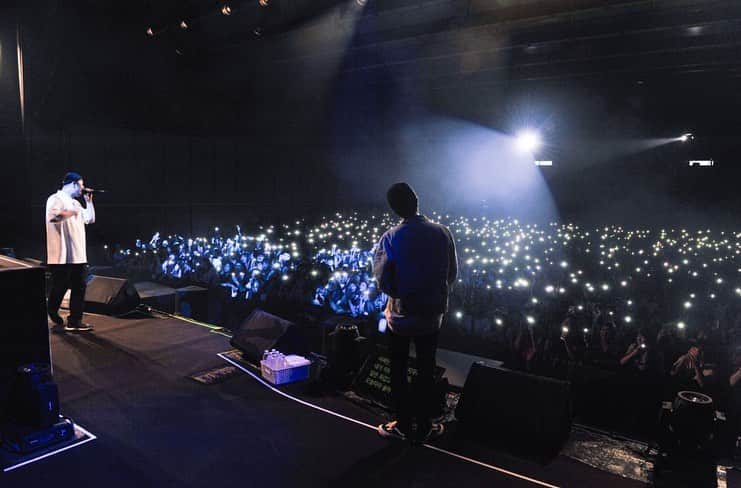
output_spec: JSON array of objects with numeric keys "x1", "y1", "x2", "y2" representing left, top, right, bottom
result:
[
  {"x1": 47, "y1": 264, "x2": 88, "y2": 324},
  {"x1": 389, "y1": 329, "x2": 439, "y2": 434}
]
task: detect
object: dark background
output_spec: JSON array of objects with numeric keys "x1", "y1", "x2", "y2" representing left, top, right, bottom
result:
[{"x1": 1, "y1": 0, "x2": 740, "y2": 259}]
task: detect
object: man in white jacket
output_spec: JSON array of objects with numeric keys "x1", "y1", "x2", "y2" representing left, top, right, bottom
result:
[{"x1": 46, "y1": 172, "x2": 96, "y2": 332}]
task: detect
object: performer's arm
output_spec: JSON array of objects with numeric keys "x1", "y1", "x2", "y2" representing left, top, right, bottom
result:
[
  {"x1": 373, "y1": 234, "x2": 395, "y2": 297},
  {"x1": 446, "y1": 227, "x2": 458, "y2": 285},
  {"x1": 48, "y1": 196, "x2": 77, "y2": 222}
]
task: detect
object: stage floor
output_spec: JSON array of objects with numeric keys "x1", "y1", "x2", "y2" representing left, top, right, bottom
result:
[{"x1": 0, "y1": 313, "x2": 705, "y2": 487}]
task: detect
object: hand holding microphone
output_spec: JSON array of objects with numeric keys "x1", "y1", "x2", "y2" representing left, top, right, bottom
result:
[{"x1": 82, "y1": 187, "x2": 105, "y2": 204}]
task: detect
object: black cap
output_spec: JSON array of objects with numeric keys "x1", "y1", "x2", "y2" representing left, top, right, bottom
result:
[{"x1": 386, "y1": 182, "x2": 418, "y2": 218}]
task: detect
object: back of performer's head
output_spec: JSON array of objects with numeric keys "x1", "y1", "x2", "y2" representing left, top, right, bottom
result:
[{"x1": 386, "y1": 182, "x2": 418, "y2": 219}]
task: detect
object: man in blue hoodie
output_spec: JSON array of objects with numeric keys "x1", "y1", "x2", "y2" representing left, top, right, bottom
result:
[{"x1": 374, "y1": 183, "x2": 458, "y2": 442}]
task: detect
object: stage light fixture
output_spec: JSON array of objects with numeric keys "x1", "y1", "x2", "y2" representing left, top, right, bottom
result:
[
  {"x1": 221, "y1": 4, "x2": 232, "y2": 15},
  {"x1": 689, "y1": 160, "x2": 714, "y2": 167},
  {"x1": 259, "y1": 0, "x2": 269, "y2": 6},
  {"x1": 146, "y1": 27, "x2": 154, "y2": 36},
  {"x1": 679, "y1": 133, "x2": 693, "y2": 142},
  {"x1": 516, "y1": 129, "x2": 541, "y2": 153},
  {"x1": 180, "y1": 20, "x2": 189, "y2": 29}
]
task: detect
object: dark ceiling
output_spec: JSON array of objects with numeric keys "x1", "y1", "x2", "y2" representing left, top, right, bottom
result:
[
  {"x1": 141, "y1": 0, "x2": 741, "y2": 85},
  {"x1": 9, "y1": 0, "x2": 741, "y2": 134}
]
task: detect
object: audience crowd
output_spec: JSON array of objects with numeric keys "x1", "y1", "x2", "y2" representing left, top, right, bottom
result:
[{"x1": 110, "y1": 213, "x2": 741, "y2": 435}]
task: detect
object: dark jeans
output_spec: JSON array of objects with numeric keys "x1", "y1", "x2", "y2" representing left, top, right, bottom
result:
[
  {"x1": 389, "y1": 329, "x2": 439, "y2": 434},
  {"x1": 47, "y1": 264, "x2": 88, "y2": 324}
]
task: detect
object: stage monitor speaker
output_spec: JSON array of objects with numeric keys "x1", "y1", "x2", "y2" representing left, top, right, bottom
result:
[
  {"x1": 230, "y1": 309, "x2": 306, "y2": 364},
  {"x1": 5, "y1": 363, "x2": 59, "y2": 430},
  {"x1": 84, "y1": 275, "x2": 140, "y2": 316},
  {"x1": 456, "y1": 362, "x2": 572, "y2": 460},
  {"x1": 0, "y1": 256, "x2": 50, "y2": 423}
]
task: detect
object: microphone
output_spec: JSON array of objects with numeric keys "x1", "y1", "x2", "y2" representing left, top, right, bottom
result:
[{"x1": 82, "y1": 188, "x2": 107, "y2": 194}]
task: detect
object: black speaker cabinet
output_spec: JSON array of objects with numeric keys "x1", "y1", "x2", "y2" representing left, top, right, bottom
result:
[
  {"x1": 456, "y1": 362, "x2": 572, "y2": 460},
  {"x1": 0, "y1": 256, "x2": 51, "y2": 423},
  {"x1": 6, "y1": 363, "x2": 59, "y2": 429},
  {"x1": 230, "y1": 309, "x2": 306, "y2": 364},
  {"x1": 84, "y1": 275, "x2": 140, "y2": 316}
]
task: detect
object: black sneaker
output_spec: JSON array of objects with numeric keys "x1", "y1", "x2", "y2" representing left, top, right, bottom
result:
[
  {"x1": 417, "y1": 423, "x2": 445, "y2": 443},
  {"x1": 48, "y1": 314, "x2": 64, "y2": 326},
  {"x1": 377, "y1": 421, "x2": 408, "y2": 440},
  {"x1": 65, "y1": 322, "x2": 94, "y2": 332},
  {"x1": 51, "y1": 323, "x2": 67, "y2": 334}
]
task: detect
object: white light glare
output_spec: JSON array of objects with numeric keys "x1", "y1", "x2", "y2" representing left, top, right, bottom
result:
[{"x1": 516, "y1": 129, "x2": 541, "y2": 153}]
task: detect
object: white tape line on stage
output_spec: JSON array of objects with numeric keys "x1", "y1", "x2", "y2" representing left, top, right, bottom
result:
[
  {"x1": 3, "y1": 424, "x2": 97, "y2": 473},
  {"x1": 218, "y1": 354, "x2": 379, "y2": 432},
  {"x1": 218, "y1": 353, "x2": 560, "y2": 488}
]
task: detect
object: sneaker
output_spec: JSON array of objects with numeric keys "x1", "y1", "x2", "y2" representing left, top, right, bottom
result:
[
  {"x1": 65, "y1": 322, "x2": 94, "y2": 332},
  {"x1": 51, "y1": 323, "x2": 67, "y2": 334},
  {"x1": 48, "y1": 314, "x2": 64, "y2": 326},
  {"x1": 377, "y1": 421, "x2": 408, "y2": 440},
  {"x1": 418, "y1": 423, "x2": 445, "y2": 443}
]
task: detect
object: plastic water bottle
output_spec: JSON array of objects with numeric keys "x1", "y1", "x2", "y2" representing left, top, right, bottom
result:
[{"x1": 271, "y1": 350, "x2": 285, "y2": 370}]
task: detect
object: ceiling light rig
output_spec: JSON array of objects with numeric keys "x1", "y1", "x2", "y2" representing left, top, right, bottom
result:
[
  {"x1": 145, "y1": 26, "x2": 169, "y2": 37},
  {"x1": 221, "y1": 4, "x2": 232, "y2": 15}
]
